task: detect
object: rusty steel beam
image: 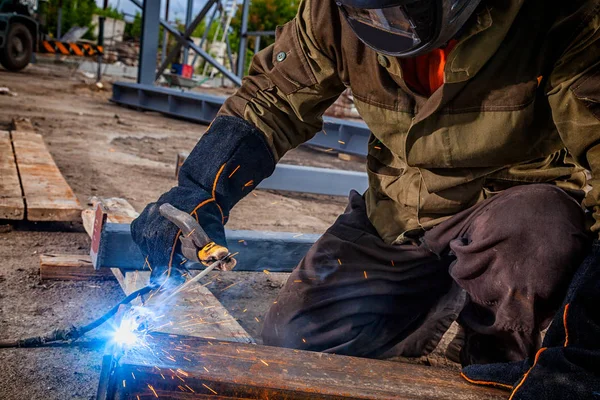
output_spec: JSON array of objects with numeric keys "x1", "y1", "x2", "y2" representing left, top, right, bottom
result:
[{"x1": 96, "y1": 332, "x2": 507, "y2": 400}]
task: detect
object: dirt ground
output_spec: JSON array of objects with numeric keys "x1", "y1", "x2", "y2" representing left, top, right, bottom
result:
[{"x1": 0, "y1": 62, "x2": 357, "y2": 399}]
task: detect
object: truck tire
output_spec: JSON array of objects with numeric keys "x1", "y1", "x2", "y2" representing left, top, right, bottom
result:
[{"x1": 0, "y1": 22, "x2": 33, "y2": 72}]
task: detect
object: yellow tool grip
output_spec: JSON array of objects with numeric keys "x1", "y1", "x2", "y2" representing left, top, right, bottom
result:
[{"x1": 198, "y1": 242, "x2": 229, "y2": 265}]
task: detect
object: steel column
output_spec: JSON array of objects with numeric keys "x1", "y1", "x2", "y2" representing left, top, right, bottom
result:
[
  {"x1": 183, "y1": 0, "x2": 194, "y2": 63},
  {"x1": 237, "y1": 0, "x2": 251, "y2": 77},
  {"x1": 137, "y1": 0, "x2": 161, "y2": 85}
]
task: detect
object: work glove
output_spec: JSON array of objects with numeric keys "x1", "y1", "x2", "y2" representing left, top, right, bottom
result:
[
  {"x1": 461, "y1": 240, "x2": 600, "y2": 399},
  {"x1": 131, "y1": 116, "x2": 276, "y2": 282}
]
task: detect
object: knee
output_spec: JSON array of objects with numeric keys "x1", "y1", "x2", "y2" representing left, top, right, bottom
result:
[{"x1": 477, "y1": 185, "x2": 586, "y2": 246}]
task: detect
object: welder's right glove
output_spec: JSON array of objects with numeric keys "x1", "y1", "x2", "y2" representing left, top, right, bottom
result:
[
  {"x1": 131, "y1": 116, "x2": 276, "y2": 282},
  {"x1": 461, "y1": 240, "x2": 600, "y2": 399}
]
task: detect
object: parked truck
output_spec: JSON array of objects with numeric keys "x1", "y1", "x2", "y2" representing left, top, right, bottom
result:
[{"x1": 0, "y1": 0, "x2": 39, "y2": 71}]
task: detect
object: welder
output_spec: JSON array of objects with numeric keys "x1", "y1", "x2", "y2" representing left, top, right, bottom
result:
[{"x1": 131, "y1": 0, "x2": 600, "y2": 397}]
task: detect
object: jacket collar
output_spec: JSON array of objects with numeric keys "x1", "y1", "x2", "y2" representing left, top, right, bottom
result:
[{"x1": 445, "y1": 0, "x2": 525, "y2": 83}]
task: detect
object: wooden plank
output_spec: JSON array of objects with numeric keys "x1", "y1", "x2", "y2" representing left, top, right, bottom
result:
[
  {"x1": 101, "y1": 333, "x2": 507, "y2": 400},
  {"x1": 0, "y1": 131, "x2": 24, "y2": 220},
  {"x1": 10, "y1": 131, "x2": 81, "y2": 221},
  {"x1": 39, "y1": 254, "x2": 115, "y2": 280},
  {"x1": 11, "y1": 117, "x2": 35, "y2": 133},
  {"x1": 82, "y1": 197, "x2": 253, "y2": 343}
]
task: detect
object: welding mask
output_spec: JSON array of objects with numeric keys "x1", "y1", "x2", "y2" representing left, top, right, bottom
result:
[{"x1": 336, "y1": 0, "x2": 481, "y2": 57}]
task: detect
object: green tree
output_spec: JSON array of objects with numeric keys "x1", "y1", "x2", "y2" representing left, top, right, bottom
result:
[
  {"x1": 124, "y1": 11, "x2": 142, "y2": 40},
  {"x1": 95, "y1": 5, "x2": 125, "y2": 20}
]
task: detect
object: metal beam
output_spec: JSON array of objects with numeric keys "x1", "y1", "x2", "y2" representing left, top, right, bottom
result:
[
  {"x1": 137, "y1": 0, "x2": 161, "y2": 85},
  {"x1": 179, "y1": 153, "x2": 368, "y2": 197},
  {"x1": 260, "y1": 164, "x2": 367, "y2": 196},
  {"x1": 111, "y1": 82, "x2": 371, "y2": 156},
  {"x1": 96, "y1": 332, "x2": 508, "y2": 400},
  {"x1": 91, "y1": 221, "x2": 319, "y2": 272}
]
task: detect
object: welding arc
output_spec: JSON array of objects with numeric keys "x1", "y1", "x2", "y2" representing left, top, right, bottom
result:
[{"x1": 0, "y1": 284, "x2": 157, "y2": 349}]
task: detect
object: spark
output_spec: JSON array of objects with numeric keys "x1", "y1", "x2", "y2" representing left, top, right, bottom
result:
[
  {"x1": 178, "y1": 385, "x2": 186, "y2": 392},
  {"x1": 338, "y1": 259, "x2": 342, "y2": 265},
  {"x1": 273, "y1": 301, "x2": 278, "y2": 304},
  {"x1": 391, "y1": 260, "x2": 395, "y2": 266},
  {"x1": 185, "y1": 228, "x2": 196, "y2": 237},
  {"x1": 255, "y1": 317, "x2": 260, "y2": 322},
  {"x1": 202, "y1": 383, "x2": 218, "y2": 394},
  {"x1": 123, "y1": 380, "x2": 126, "y2": 387},
  {"x1": 338, "y1": 140, "x2": 346, "y2": 145},
  {"x1": 364, "y1": 271, "x2": 368, "y2": 279},
  {"x1": 293, "y1": 280, "x2": 302, "y2": 283},
  {"x1": 203, "y1": 366, "x2": 210, "y2": 372},
  {"x1": 144, "y1": 256, "x2": 152, "y2": 271},
  {"x1": 132, "y1": 372, "x2": 136, "y2": 379},
  {"x1": 243, "y1": 308, "x2": 247, "y2": 313},
  {"x1": 183, "y1": 357, "x2": 191, "y2": 361},
  {"x1": 160, "y1": 374, "x2": 166, "y2": 380},
  {"x1": 185, "y1": 385, "x2": 195, "y2": 393},
  {"x1": 302, "y1": 338, "x2": 307, "y2": 343},
  {"x1": 137, "y1": 396, "x2": 141, "y2": 400},
  {"x1": 148, "y1": 384, "x2": 158, "y2": 398},
  {"x1": 293, "y1": 233, "x2": 304, "y2": 238},
  {"x1": 177, "y1": 369, "x2": 189, "y2": 377},
  {"x1": 374, "y1": 146, "x2": 382, "y2": 150},
  {"x1": 228, "y1": 165, "x2": 241, "y2": 178},
  {"x1": 324, "y1": 148, "x2": 334, "y2": 152},
  {"x1": 252, "y1": 192, "x2": 258, "y2": 197},
  {"x1": 221, "y1": 282, "x2": 240, "y2": 292},
  {"x1": 179, "y1": 258, "x2": 187, "y2": 265},
  {"x1": 244, "y1": 180, "x2": 254, "y2": 187},
  {"x1": 176, "y1": 375, "x2": 185, "y2": 382},
  {"x1": 263, "y1": 269, "x2": 270, "y2": 275},
  {"x1": 260, "y1": 359, "x2": 269, "y2": 366}
]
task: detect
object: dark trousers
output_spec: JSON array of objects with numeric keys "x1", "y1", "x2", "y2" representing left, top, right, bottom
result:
[{"x1": 262, "y1": 184, "x2": 589, "y2": 364}]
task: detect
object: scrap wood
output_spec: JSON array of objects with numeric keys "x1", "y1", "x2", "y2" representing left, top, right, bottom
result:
[
  {"x1": 10, "y1": 129, "x2": 81, "y2": 221},
  {"x1": 39, "y1": 254, "x2": 115, "y2": 281},
  {"x1": 0, "y1": 130, "x2": 24, "y2": 220},
  {"x1": 11, "y1": 117, "x2": 34, "y2": 133},
  {"x1": 82, "y1": 197, "x2": 253, "y2": 343}
]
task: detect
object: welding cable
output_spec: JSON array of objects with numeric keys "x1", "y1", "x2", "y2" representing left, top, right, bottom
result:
[{"x1": 0, "y1": 284, "x2": 157, "y2": 349}]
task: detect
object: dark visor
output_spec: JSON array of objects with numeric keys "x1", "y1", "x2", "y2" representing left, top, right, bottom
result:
[{"x1": 338, "y1": 3, "x2": 436, "y2": 56}]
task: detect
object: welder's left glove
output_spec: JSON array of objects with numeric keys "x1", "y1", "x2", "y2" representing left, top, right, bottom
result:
[{"x1": 461, "y1": 240, "x2": 600, "y2": 399}]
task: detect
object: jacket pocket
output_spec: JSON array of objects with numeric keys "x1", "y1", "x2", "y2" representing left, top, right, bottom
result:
[
  {"x1": 267, "y1": 21, "x2": 317, "y2": 95},
  {"x1": 571, "y1": 66, "x2": 600, "y2": 121}
]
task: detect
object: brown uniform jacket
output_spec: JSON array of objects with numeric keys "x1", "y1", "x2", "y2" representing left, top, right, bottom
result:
[{"x1": 219, "y1": 0, "x2": 600, "y2": 244}]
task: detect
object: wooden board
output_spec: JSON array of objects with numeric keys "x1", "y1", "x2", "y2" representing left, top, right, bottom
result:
[
  {"x1": 40, "y1": 254, "x2": 115, "y2": 280},
  {"x1": 0, "y1": 131, "x2": 24, "y2": 220},
  {"x1": 82, "y1": 198, "x2": 253, "y2": 343},
  {"x1": 100, "y1": 333, "x2": 507, "y2": 400},
  {"x1": 10, "y1": 131, "x2": 81, "y2": 221}
]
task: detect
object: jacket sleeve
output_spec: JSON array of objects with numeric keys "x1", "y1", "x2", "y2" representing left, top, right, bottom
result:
[
  {"x1": 547, "y1": 8, "x2": 600, "y2": 233},
  {"x1": 218, "y1": 0, "x2": 346, "y2": 161}
]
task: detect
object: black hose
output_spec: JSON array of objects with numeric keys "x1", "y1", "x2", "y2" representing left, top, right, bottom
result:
[{"x1": 0, "y1": 284, "x2": 156, "y2": 349}]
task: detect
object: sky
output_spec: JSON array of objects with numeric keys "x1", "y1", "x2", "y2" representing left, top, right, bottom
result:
[{"x1": 95, "y1": 0, "x2": 211, "y2": 23}]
